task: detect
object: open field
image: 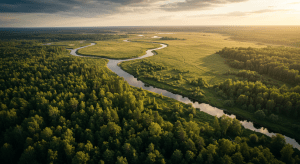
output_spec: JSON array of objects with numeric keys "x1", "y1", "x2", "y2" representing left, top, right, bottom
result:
[
  {"x1": 77, "y1": 39, "x2": 161, "y2": 59},
  {"x1": 122, "y1": 32, "x2": 266, "y2": 85},
  {"x1": 203, "y1": 26, "x2": 300, "y2": 47},
  {"x1": 46, "y1": 40, "x2": 92, "y2": 49},
  {"x1": 114, "y1": 26, "x2": 300, "y2": 47}
]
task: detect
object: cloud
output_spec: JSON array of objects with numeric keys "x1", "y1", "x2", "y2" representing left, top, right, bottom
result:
[
  {"x1": 222, "y1": 11, "x2": 247, "y2": 17},
  {"x1": 160, "y1": 0, "x2": 248, "y2": 11},
  {"x1": 288, "y1": 2, "x2": 300, "y2": 5},
  {"x1": 0, "y1": 0, "x2": 251, "y2": 16},
  {"x1": 0, "y1": 0, "x2": 71, "y2": 13},
  {"x1": 249, "y1": 9, "x2": 279, "y2": 14},
  {"x1": 0, "y1": 0, "x2": 163, "y2": 16},
  {"x1": 1, "y1": 0, "x2": 290, "y2": 20},
  {"x1": 191, "y1": 9, "x2": 291, "y2": 18},
  {"x1": 0, "y1": 15, "x2": 20, "y2": 23}
]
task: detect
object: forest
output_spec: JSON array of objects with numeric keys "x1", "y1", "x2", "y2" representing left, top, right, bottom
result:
[
  {"x1": 0, "y1": 31, "x2": 127, "y2": 42},
  {"x1": 215, "y1": 46, "x2": 300, "y2": 119},
  {"x1": 216, "y1": 47, "x2": 300, "y2": 85},
  {"x1": 215, "y1": 79, "x2": 300, "y2": 126},
  {"x1": 1, "y1": 38, "x2": 300, "y2": 164},
  {"x1": 160, "y1": 37, "x2": 185, "y2": 40}
]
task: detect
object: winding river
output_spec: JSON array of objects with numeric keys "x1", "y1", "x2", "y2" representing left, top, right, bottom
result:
[{"x1": 70, "y1": 41, "x2": 300, "y2": 150}]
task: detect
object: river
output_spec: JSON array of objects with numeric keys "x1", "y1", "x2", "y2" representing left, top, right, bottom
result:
[{"x1": 69, "y1": 41, "x2": 300, "y2": 150}]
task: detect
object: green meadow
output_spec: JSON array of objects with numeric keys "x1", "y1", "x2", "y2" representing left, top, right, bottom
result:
[
  {"x1": 121, "y1": 32, "x2": 266, "y2": 107},
  {"x1": 122, "y1": 32, "x2": 265, "y2": 85},
  {"x1": 77, "y1": 39, "x2": 161, "y2": 59},
  {"x1": 203, "y1": 26, "x2": 300, "y2": 47},
  {"x1": 47, "y1": 40, "x2": 92, "y2": 49}
]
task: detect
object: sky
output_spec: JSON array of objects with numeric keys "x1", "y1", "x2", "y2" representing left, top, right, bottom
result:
[{"x1": 0, "y1": 0, "x2": 300, "y2": 27}]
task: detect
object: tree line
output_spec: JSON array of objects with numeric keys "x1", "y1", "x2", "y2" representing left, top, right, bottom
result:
[
  {"x1": 225, "y1": 70, "x2": 282, "y2": 87},
  {"x1": 216, "y1": 46, "x2": 300, "y2": 84},
  {"x1": 160, "y1": 37, "x2": 185, "y2": 40},
  {"x1": 215, "y1": 79, "x2": 300, "y2": 130},
  {"x1": 0, "y1": 32, "x2": 127, "y2": 42}
]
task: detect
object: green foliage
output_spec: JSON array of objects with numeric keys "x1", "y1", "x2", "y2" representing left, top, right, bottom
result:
[
  {"x1": 231, "y1": 152, "x2": 244, "y2": 164},
  {"x1": 226, "y1": 69, "x2": 281, "y2": 87},
  {"x1": 268, "y1": 114, "x2": 279, "y2": 122},
  {"x1": 217, "y1": 79, "x2": 300, "y2": 121},
  {"x1": 280, "y1": 144, "x2": 295, "y2": 164},
  {"x1": 0, "y1": 32, "x2": 127, "y2": 42},
  {"x1": 190, "y1": 77, "x2": 208, "y2": 87},
  {"x1": 254, "y1": 110, "x2": 266, "y2": 120},
  {"x1": 249, "y1": 134, "x2": 259, "y2": 143},
  {"x1": 148, "y1": 122, "x2": 162, "y2": 136},
  {"x1": 271, "y1": 134, "x2": 286, "y2": 157},
  {"x1": 217, "y1": 46, "x2": 300, "y2": 84},
  {"x1": 72, "y1": 151, "x2": 90, "y2": 164},
  {"x1": 218, "y1": 138, "x2": 236, "y2": 156},
  {"x1": 160, "y1": 37, "x2": 185, "y2": 40},
  {"x1": 0, "y1": 143, "x2": 14, "y2": 164},
  {"x1": 171, "y1": 149, "x2": 183, "y2": 163},
  {"x1": 115, "y1": 156, "x2": 128, "y2": 164},
  {"x1": 220, "y1": 115, "x2": 232, "y2": 135},
  {"x1": 131, "y1": 60, "x2": 168, "y2": 81},
  {"x1": 229, "y1": 118, "x2": 243, "y2": 136},
  {"x1": 224, "y1": 99, "x2": 235, "y2": 107}
]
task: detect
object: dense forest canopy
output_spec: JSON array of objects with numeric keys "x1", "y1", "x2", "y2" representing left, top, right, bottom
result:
[
  {"x1": 215, "y1": 79, "x2": 300, "y2": 122},
  {"x1": 0, "y1": 39, "x2": 299, "y2": 164},
  {"x1": 217, "y1": 47, "x2": 300, "y2": 85},
  {"x1": 215, "y1": 47, "x2": 300, "y2": 120}
]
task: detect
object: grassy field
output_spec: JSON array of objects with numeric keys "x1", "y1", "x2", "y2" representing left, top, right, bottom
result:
[
  {"x1": 77, "y1": 39, "x2": 161, "y2": 59},
  {"x1": 117, "y1": 26, "x2": 300, "y2": 47},
  {"x1": 120, "y1": 32, "x2": 300, "y2": 141},
  {"x1": 120, "y1": 32, "x2": 268, "y2": 107},
  {"x1": 203, "y1": 26, "x2": 300, "y2": 47},
  {"x1": 122, "y1": 32, "x2": 265, "y2": 85},
  {"x1": 47, "y1": 40, "x2": 92, "y2": 49}
]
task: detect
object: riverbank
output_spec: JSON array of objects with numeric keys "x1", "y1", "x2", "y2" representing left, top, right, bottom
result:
[
  {"x1": 118, "y1": 67, "x2": 300, "y2": 144},
  {"x1": 77, "y1": 40, "x2": 161, "y2": 59}
]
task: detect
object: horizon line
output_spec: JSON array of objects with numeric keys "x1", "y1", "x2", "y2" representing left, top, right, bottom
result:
[{"x1": 1, "y1": 25, "x2": 300, "y2": 28}]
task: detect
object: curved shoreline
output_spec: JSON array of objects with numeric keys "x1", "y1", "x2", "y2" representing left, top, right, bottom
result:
[
  {"x1": 74, "y1": 40, "x2": 162, "y2": 60},
  {"x1": 69, "y1": 41, "x2": 300, "y2": 150}
]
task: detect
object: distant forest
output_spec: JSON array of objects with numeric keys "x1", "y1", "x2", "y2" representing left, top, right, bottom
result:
[
  {"x1": 2, "y1": 26, "x2": 299, "y2": 46},
  {"x1": 160, "y1": 37, "x2": 185, "y2": 40},
  {"x1": 0, "y1": 31, "x2": 127, "y2": 42}
]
